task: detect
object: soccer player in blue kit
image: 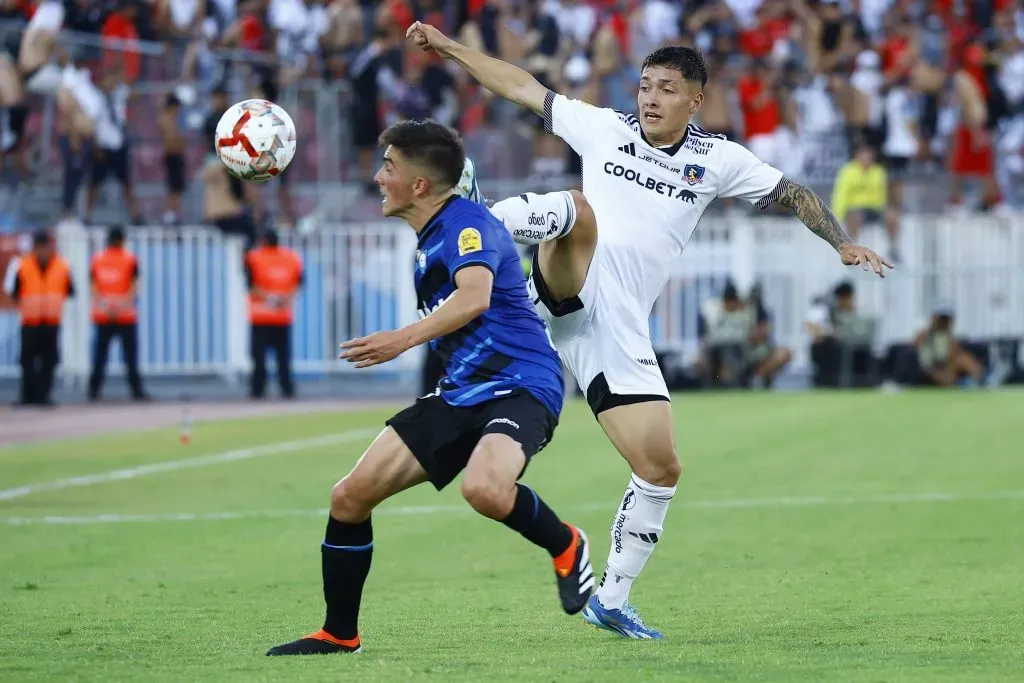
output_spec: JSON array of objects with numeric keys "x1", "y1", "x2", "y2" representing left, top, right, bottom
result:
[{"x1": 266, "y1": 120, "x2": 594, "y2": 656}]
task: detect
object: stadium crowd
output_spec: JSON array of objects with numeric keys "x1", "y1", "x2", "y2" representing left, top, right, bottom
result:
[
  {"x1": 2, "y1": 0, "x2": 1024, "y2": 403},
  {"x1": 0, "y1": 0, "x2": 1020, "y2": 229}
]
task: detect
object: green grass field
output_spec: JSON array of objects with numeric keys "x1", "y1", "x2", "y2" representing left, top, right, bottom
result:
[{"x1": 2, "y1": 391, "x2": 1023, "y2": 682}]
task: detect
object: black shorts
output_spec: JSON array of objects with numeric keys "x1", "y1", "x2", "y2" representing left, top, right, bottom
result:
[
  {"x1": 164, "y1": 153, "x2": 186, "y2": 193},
  {"x1": 90, "y1": 146, "x2": 130, "y2": 186},
  {"x1": 882, "y1": 155, "x2": 911, "y2": 180},
  {"x1": 847, "y1": 208, "x2": 884, "y2": 224},
  {"x1": 350, "y1": 104, "x2": 381, "y2": 150},
  {"x1": 215, "y1": 214, "x2": 257, "y2": 248},
  {"x1": 386, "y1": 390, "x2": 557, "y2": 491}
]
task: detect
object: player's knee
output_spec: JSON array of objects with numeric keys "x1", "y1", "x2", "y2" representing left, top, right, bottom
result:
[
  {"x1": 636, "y1": 450, "x2": 682, "y2": 488},
  {"x1": 460, "y1": 449, "x2": 517, "y2": 520},
  {"x1": 568, "y1": 190, "x2": 595, "y2": 233},
  {"x1": 567, "y1": 189, "x2": 589, "y2": 216},
  {"x1": 460, "y1": 476, "x2": 510, "y2": 519},
  {"x1": 330, "y1": 475, "x2": 372, "y2": 523}
]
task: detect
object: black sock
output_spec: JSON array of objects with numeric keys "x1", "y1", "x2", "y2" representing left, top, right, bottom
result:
[
  {"x1": 321, "y1": 515, "x2": 373, "y2": 640},
  {"x1": 501, "y1": 485, "x2": 573, "y2": 557}
]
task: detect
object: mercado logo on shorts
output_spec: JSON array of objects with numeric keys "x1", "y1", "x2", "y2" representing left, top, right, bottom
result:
[
  {"x1": 458, "y1": 227, "x2": 482, "y2": 256},
  {"x1": 603, "y1": 161, "x2": 704, "y2": 203}
]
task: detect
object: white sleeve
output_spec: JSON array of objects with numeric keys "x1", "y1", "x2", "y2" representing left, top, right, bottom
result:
[
  {"x1": 543, "y1": 91, "x2": 618, "y2": 156},
  {"x1": 716, "y1": 140, "x2": 785, "y2": 207}
]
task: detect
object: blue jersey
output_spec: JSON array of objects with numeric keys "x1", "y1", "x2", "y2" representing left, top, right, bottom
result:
[{"x1": 414, "y1": 196, "x2": 564, "y2": 416}]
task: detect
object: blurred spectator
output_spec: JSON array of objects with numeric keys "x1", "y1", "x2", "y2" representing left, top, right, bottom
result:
[
  {"x1": 696, "y1": 281, "x2": 790, "y2": 389},
  {"x1": 56, "y1": 60, "x2": 102, "y2": 218},
  {"x1": 395, "y1": 49, "x2": 456, "y2": 126},
  {"x1": 0, "y1": 18, "x2": 27, "y2": 176},
  {"x1": 348, "y1": 26, "x2": 396, "y2": 193},
  {"x1": 101, "y1": 2, "x2": 142, "y2": 83},
  {"x1": 737, "y1": 60, "x2": 791, "y2": 175},
  {"x1": 881, "y1": 76, "x2": 920, "y2": 258},
  {"x1": 19, "y1": 0, "x2": 65, "y2": 96},
  {"x1": 908, "y1": 306, "x2": 986, "y2": 388},
  {"x1": 995, "y1": 13, "x2": 1024, "y2": 209},
  {"x1": 805, "y1": 281, "x2": 877, "y2": 388},
  {"x1": 695, "y1": 50, "x2": 737, "y2": 139},
  {"x1": 949, "y1": 41, "x2": 1002, "y2": 210},
  {"x1": 323, "y1": 0, "x2": 365, "y2": 55},
  {"x1": 850, "y1": 50, "x2": 884, "y2": 150},
  {"x1": 831, "y1": 143, "x2": 897, "y2": 259},
  {"x1": 270, "y1": 0, "x2": 328, "y2": 88},
  {"x1": 85, "y1": 66, "x2": 141, "y2": 225},
  {"x1": 745, "y1": 282, "x2": 792, "y2": 388},
  {"x1": 159, "y1": 92, "x2": 186, "y2": 225},
  {"x1": 202, "y1": 88, "x2": 264, "y2": 247}
]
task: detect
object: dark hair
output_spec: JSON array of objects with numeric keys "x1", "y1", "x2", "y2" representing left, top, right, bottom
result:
[
  {"x1": 32, "y1": 230, "x2": 51, "y2": 248},
  {"x1": 107, "y1": 225, "x2": 126, "y2": 246},
  {"x1": 722, "y1": 281, "x2": 739, "y2": 301},
  {"x1": 378, "y1": 120, "x2": 465, "y2": 191},
  {"x1": 834, "y1": 281, "x2": 854, "y2": 298},
  {"x1": 262, "y1": 229, "x2": 279, "y2": 247},
  {"x1": 641, "y1": 46, "x2": 709, "y2": 88}
]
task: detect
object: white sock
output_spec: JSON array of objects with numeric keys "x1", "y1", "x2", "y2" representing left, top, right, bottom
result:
[
  {"x1": 596, "y1": 474, "x2": 676, "y2": 610},
  {"x1": 489, "y1": 191, "x2": 576, "y2": 245}
]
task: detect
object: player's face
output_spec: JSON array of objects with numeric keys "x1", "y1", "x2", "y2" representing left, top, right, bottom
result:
[
  {"x1": 375, "y1": 146, "x2": 420, "y2": 217},
  {"x1": 637, "y1": 66, "x2": 703, "y2": 144}
]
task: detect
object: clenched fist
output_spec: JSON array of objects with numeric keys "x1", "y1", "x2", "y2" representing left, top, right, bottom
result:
[{"x1": 406, "y1": 21, "x2": 453, "y2": 55}]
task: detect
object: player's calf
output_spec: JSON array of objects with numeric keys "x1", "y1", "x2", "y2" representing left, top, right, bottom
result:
[
  {"x1": 589, "y1": 401, "x2": 679, "y2": 628},
  {"x1": 267, "y1": 428, "x2": 428, "y2": 656},
  {"x1": 463, "y1": 432, "x2": 595, "y2": 614}
]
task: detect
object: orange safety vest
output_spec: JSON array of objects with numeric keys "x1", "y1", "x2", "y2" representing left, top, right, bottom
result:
[
  {"x1": 18, "y1": 254, "x2": 71, "y2": 326},
  {"x1": 245, "y1": 246, "x2": 302, "y2": 325},
  {"x1": 91, "y1": 246, "x2": 138, "y2": 324}
]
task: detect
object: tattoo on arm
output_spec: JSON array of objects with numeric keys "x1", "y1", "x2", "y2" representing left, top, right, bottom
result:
[{"x1": 758, "y1": 178, "x2": 852, "y2": 251}]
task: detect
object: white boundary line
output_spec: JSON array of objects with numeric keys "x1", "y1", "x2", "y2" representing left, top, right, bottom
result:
[
  {"x1": 5, "y1": 490, "x2": 1024, "y2": 526},
  {"x1": 0, "y1": 428, "x2": 379, "y2": 502}
]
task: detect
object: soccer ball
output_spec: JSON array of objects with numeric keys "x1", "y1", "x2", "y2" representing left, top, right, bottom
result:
[{"x1": 215, "y1": 99, "x2": 296, "y2": 182}]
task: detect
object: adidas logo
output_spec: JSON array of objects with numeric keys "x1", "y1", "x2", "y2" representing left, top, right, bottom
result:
[
  {"x1": 628, "y1": 531, "x2": 659, "y2": 544},
  {"x1": 617, "y1": 142, "x2": 636, "y2": 156}
]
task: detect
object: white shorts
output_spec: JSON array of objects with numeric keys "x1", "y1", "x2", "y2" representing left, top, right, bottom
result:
[{"x1": 527, "y1": 242, "x2": 669, "y2": 414}]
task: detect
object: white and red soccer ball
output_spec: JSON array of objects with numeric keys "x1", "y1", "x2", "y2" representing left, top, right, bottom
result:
[{"x1": 215, "y1": 99, "x2": 296, "y2": 182}]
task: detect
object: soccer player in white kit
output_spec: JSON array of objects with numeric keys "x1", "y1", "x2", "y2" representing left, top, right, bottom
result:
[{"x1": 408, "y1": 22, "x2": 893, "y2": 639}]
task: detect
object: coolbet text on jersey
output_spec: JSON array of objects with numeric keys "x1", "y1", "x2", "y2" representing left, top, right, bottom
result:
[{"x1": 415, "y1": 196, "x2": 564, "y2": 416}]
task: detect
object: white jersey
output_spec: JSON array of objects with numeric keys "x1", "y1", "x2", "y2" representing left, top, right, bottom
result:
[
  {"x1": 544, "y1": 92, "x2": 783, "y2": 314},
  {"x1": 525, "y1": 92, "x2": 784, "y2": 406}
]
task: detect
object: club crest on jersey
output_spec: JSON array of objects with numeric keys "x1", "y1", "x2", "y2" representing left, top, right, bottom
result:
[
  {"x1": 458, "y1": 227, "x2": 482, "y2": 255},
  {"x1": 683, "y1": 164, "x2": 705, "y2": 185},
  {"x1": 416, "y1": 250, "x2": 427, "y2": 273}
]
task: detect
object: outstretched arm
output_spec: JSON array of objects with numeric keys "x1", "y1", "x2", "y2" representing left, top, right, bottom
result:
[
  {"x1": 407, "y1": 22, "x2": 549, "y2": 117},
  {"x1": 762, "y1": 178, "x2": 893, "y2": 277},
  {"x1": 770, "y1": 178, "x2": 852, "y2": 252}
]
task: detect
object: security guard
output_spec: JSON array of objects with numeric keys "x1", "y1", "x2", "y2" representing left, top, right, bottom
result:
[
  {"x1": 244, "y1": 229, "x2": 303, "y2": 399},
  {"x1": 9, "y1": 231, "x2": 74, "y2": 406},
  {"x1": 87, "y1": 225, "x2": 148, "y2": 401}
]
